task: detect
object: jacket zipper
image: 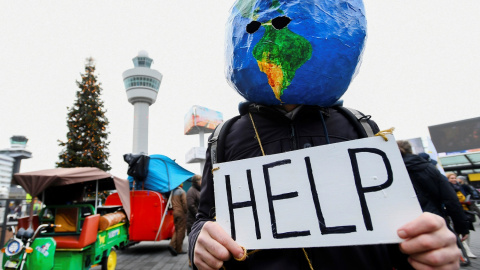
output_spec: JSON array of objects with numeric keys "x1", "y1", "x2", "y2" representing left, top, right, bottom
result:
[{"x1": 290, "y1": 123, "x2": 297, "y2": 150}]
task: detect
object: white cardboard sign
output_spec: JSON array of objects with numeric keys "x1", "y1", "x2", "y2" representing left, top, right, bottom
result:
[{"x1": 213, "y1": 135, "x2": 422, "y2": 249}]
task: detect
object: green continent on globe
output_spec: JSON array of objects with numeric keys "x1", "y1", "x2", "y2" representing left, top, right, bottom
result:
[{"x1": 253, "y1": 25, "x2": 312, "y2": 102}]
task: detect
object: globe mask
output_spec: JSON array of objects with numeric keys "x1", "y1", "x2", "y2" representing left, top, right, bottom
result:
[{"x1": 225, "y1": 0, "x2": 367, "y2": 107}]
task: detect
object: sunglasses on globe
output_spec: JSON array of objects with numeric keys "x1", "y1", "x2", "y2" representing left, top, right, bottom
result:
[{"x1": 246, "y1": 16, "x2": 292, "y2": 34}]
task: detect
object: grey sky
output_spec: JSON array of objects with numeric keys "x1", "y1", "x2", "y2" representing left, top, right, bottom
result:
[{"x1": 1, "y1": 1, "x2": 479, "y2": 178}]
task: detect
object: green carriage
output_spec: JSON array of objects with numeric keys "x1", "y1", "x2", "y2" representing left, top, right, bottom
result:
[{"x1": 2, "y1": 168, "x2": 131, "y2": 270}]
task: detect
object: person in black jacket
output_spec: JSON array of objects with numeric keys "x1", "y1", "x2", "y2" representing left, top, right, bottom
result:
[
  {"x1": 188, "y1": 104, "x2": 459, "y2": 270},
  {"x1": 187, "y1": 175, "x2": 202, "y2": 266},
  {"x1": 397, "y1": 141, "x2": 470, "y2": 238},
  {"x1": 189, "y1": 0, "x2": 460, "y2": 269},
  {"x1": 187, "y1": 175, "x2": 202, "y2": 235}
]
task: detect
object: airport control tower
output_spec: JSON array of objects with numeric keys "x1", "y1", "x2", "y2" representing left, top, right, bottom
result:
[
  {"x1": 123, "y1": 51, "x2": 163, "y2": 154},
  {"x1": 0, "y1": 135, "x2": 32, "y2": 186}
]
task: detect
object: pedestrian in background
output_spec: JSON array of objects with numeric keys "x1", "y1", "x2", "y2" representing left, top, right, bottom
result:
[
  {"x1": 168, "y1": 183, "x2": 187, "y2": 256},
  {"x1": 187, "y1": 175, "x2": 202, "y2": 235},
  {"x1": 447, "y1": 172, "x2": 477, "y2": 258},
  {"x1": 187, "y1": 175, "x2": 202, "y2": 267},
  {"x1": 397, "y1": 141, "x2": 470, "y2": 241},
  {"x1": 457, "y1": 175, "x2": 480, "y2": 218},
  {"x1": 32, "y1": 197, "x2": 42, "y2": 215},
  {"x1": 447, "y1": 173, "x2": 474, "y2": 218}
]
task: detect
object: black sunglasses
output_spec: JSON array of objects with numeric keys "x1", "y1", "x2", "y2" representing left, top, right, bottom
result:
[{"x1": 246, "y1": 16, "x2": 292, "y2": 34}]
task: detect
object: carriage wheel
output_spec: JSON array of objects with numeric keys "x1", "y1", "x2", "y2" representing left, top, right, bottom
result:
[{"x1": 101, "y1": 248, "x2": 117, "y2": 270}]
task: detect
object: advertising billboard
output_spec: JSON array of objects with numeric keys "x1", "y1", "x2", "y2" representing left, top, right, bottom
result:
[
  {"x1": 184, "y1": 105, "x2": 223, "y2": 135},
  {"x1": 428, "y1": 117, "x2": 480, "y2": 154}
]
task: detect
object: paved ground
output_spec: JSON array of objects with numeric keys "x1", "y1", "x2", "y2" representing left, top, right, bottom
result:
[
  {"x1": 91, "y1": 238, "x2": 190, "y2": 270},
  {"x1": 92, "y1": 221, "x2": 480, "y2": 270},
  {"x1": 461, "y1": 221, "x2": 480, "y2": 269}
]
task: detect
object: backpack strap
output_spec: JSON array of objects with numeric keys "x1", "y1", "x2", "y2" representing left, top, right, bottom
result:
[
  {"x1": 334, "y1": 106, "x2": 375, "y2": 138},
  {"x1": 209, "y1": 115, "x2": 241, "y2": 164}
]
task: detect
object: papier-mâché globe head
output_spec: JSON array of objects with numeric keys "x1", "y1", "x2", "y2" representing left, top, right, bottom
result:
[{"x1": 225, "y1": 0, "x2": 367, "y2": 106}]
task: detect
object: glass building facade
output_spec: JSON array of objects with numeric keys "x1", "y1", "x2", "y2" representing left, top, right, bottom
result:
[
  {"x1": 124, "y1": 76, "x2": 160, "y2": 90},
  {"x1": 133, "y1": 57, "x2": 153, "y2": 68}
]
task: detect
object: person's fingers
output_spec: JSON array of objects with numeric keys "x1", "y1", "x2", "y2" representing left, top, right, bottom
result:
[
  {"x1": 399, "y1": 223, "x2": 457, "y2": 256},
  {"x1": 398, "y1": 213, "x2": 456, "y2": 253},
  {"x1": 197, "y1": 224, "x2": 231, "y2": 262},
  {"x1": 397, "y1": 212, "x2": 444, "y2": 240},
  {"x1": 193, "y1": 222, "x2": 245, "y2": 270},
  {"x1": 204, "y1": 222, "x2": 245, "y2": 260},
  {"x1": 194, "y1": 241, "x2": 226, "y2": 270},
  {"x1": 407, "y1": 245, "x2": 460, "y2": 270},
  {"x1": 397, "y1": 213, "x2": 460, "y2": 269},
  {"x1": 408, "y1": 259, "x2": 459, "y2": 270}
]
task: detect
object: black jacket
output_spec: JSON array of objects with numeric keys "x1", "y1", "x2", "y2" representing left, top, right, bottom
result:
[
  {"x1": 461, "y1": 183, "x2": 480, "y2": 200},
  {"x1": 187, "y1": 180, "x2": 201, "y2": 234},
  {"x1": 402, "y1": 154, "x2": 470, "y2": 236},
  {"x1": 189, "y1": 104, "x2": 412, "y2": 270}
]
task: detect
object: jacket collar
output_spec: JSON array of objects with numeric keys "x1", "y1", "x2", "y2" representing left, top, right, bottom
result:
[{"x1": 245, "y1": 103, "x2": 329, "y2": 121}]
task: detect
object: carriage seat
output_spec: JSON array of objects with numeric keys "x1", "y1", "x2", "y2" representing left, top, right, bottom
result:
[{"x1": 53, "y1": 214, "x2": 100, "y2": 249}]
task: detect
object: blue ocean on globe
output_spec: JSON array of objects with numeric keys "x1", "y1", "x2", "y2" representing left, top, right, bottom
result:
[{"x1": 225, "y1": 0, "x2": 367, "y2": 106}]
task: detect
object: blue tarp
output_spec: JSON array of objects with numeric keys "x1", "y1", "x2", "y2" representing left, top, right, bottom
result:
[{"x1": 129, "y1": 154, "x2": 194, "y2": 193}]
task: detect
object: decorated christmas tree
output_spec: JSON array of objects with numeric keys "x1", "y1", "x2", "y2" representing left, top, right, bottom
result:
[{"x1": 57, "y1": 58, "x2": 111, "y2": 171}]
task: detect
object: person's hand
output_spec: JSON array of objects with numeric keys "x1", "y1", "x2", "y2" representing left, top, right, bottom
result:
[
  {"x1": 460, "y1": 234, "x2": 469, "y2": 242},
  {"x1": 397, "y1": 212, "x2": 460, "y2": 270},
  {"x1": 194, "y1": 221, "x2": 245, "y2": 270}
]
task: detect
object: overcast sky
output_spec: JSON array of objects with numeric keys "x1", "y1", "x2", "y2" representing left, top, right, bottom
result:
[{"x1": 1, "y1": 1, "x2": 479, "y2": 178}]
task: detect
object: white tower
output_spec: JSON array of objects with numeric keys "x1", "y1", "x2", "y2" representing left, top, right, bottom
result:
[
  {"x1": 123, "y1": 51, "x2": 163, "y2": 154},
  {"x1": 0, "y1": 135, "x2": 32, "y2": 187}
]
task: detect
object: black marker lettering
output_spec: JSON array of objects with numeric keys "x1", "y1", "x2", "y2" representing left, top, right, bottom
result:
[
  {"x1": 305, "y1": 157, "x2": 356, "y2": 234},
  {"x1": 225, "y1": 170, "x2": 261, "y2": 240},
  {"x1": 348, "y1": 148, "x2": 393, "y2": 231},
  {"x1": 263, "y1": 159, "x2": 310, "y2": 239}
]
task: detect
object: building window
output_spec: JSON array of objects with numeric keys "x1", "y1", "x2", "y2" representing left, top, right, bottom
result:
[
  {"x1": 124, "y1": 76, "x2": 160, "y2": 90},
  {"x1": 133, "y1": 57, "x2": 153, "y2": 68}
]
